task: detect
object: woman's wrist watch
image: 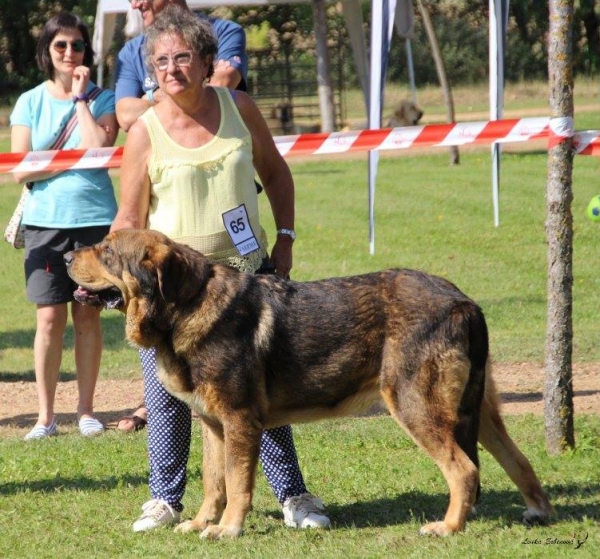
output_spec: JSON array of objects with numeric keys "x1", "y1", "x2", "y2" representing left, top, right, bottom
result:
[
  {"x1": 72, "y1": 93, "x2": 89, "y2": 104},
  {"x1": 277, "y1": 228, "x2": 296, "y2": 241}
]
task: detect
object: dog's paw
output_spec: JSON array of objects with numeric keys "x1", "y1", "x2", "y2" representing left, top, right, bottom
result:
[
  {"x1": 419, "y1": 521, "x2": 457, "y2": 537},
  {"x1": 200, "y1": 524, "x2": 243, "y2": 539},
  {"x1": 174, "y1": 520, "x2": 204, "y2": 533},
  {"x1": 522, "y1": 508, "x2": 552, "y2": 527}
]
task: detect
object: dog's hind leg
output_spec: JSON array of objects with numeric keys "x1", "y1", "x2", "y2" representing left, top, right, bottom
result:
[
  {"x1": 175, "y1": 419, "x2": 227, "y2": 534},
  {"x1": 381, "y1": 351, "x2": 484, "y2": 536},
  {"x1": 478, "y1": 374, "x2": 554, "y2": 525}
]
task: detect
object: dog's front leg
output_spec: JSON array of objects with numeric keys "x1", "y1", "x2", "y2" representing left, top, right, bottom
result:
[
  {"x1": 200, "y1": 416, "x2": 261, "y2": 539},
  {"x1": 175, "y1": 419, "x2": 226, "y2": 534}
]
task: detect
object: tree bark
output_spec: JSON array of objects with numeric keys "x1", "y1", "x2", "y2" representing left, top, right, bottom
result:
[
  {"x1": 417, "y1": 0, "x2": 459, "y2": 165},
  {"x1": 545, "y1": 0, "x2": 575, "y2": 455},
  {"x1": 313, "y1": 0, "x2": 335, "y2": 132}
]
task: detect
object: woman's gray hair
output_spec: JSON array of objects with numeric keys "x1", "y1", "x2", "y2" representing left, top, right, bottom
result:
[{"x1": 145, "y1": 5, "x2": 218, "y2": 81}]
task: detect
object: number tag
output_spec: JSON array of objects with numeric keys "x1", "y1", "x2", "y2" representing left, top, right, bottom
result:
[{"x1": 222, "y1": 204, "x2": 260, "y2": 256}]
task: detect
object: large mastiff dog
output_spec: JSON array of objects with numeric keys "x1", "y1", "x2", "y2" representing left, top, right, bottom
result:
[{"x1": 65, "y1": 229, "x2": 553, "y2": 539}]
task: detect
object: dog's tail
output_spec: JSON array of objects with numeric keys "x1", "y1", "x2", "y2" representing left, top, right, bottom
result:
[{"x1": 451, "y1": 301, "x2": 489, "y2": 500}]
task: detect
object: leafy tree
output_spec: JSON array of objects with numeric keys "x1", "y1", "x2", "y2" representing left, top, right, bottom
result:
[
  {"x1": 574, "y1": 0, "x2": 600, "y2": 73},
  {"x1": 0, "y1": 0, "x2": 96, "y2": 102},
  {"x1": 2, "y1": 0, "x2": 600, "y2": 104}
]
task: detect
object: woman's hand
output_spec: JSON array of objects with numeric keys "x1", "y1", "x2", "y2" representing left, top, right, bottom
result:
[
  {"x1": 71, "y1": 65, "x2": 90, "y2": 97},
  {"x1": 270, "y1": 237, "x2": 293, "y2": 279}
]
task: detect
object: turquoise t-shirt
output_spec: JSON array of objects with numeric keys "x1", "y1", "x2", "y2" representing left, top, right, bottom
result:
[{"x1": 10, "y1": 82, "x2": 118, "y2": 228}]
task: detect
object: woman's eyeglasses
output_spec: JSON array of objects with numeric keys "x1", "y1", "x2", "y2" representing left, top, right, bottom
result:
[
  {"x1": 52, "y1": 40, "x2": 87, "y2": 54},
  {"x1": 153, "y1": 51, "x2": 194, "y2": 71}
]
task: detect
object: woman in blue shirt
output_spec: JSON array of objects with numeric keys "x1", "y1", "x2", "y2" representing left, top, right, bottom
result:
[{"x1": 10, "y1": 12, "x2": 118, "y2": 440}]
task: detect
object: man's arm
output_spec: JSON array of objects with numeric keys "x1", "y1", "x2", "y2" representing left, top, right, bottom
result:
[
  {"x1": 116, "y1": 97, "x2": 153, "y2": 132},
  {"x1": 114, "y1": 37, "x2": 152, "y2": 132},
  {"x1": 210, "y1": 17, "x2": 248, "y2": 91},
  {"x1": 211, "y1": 60, "x2": 242, "y2": 89}
]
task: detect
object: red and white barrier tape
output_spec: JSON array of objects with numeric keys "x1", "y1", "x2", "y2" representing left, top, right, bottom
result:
[
  {"x1": 1, "y1": 117, "x2": 599, "y2": 174},
  {"x1": 548, "y1": 116, "x2": 574, "y2": 148}
]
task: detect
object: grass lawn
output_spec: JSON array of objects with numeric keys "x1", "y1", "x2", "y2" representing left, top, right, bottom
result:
[
  {"x1": 0, "y1": 415, "x2": 598, "y2": 558},
  {"x1": 1, "y1": 80, "x2": 599, "y2": 557},
  {"x1": 2, "y1": 146, "x2": 600, "y2": 376}
]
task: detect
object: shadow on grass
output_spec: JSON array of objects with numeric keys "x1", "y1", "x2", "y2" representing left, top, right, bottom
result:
[
  {"x1": 0, "y1": 460, "x2": 200, "y2": 497},
  {"x1": 263, "y1": 483, "x2": 599, "y2": 529},
  {"x1": 501, "y1": 389, "x2": 600, "y2": 404},
  {"x1": 0, "y1": 370, "x2": 79, "y2": 383},
  {"x1": 0, "y1": 466, "x2": 596, "y2": 528},
  {"x1": 0, "y1": 408, "x2": 138, "y2": 428},
  {"x1": 0, "y1": 471, "x2": 148, "y2": 495}
]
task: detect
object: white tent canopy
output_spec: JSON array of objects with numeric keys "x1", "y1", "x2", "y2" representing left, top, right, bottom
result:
[
  {"x1": 93, "y1": 0, "x2": 508, "y2": 251},
  {"x1": 93, "y1": 0, "x2": 334, "y2": 87}
]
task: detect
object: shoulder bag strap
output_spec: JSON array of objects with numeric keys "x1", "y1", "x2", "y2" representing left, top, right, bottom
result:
[{"x1": 51, "y1": 86, "x2": 103, "y2": 150}]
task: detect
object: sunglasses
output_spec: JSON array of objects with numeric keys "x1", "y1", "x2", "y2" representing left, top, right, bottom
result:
[
  {"x1": 153, "y1": 51, "x2": 194, "y2": 72},
  {"x1": 52, "y1": 40, "x2": 87, "y2": 54}
]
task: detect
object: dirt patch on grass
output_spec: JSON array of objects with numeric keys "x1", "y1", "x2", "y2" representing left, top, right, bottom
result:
[{"x1": 1, "y1": 362, "x2": 598, "y2": 439}]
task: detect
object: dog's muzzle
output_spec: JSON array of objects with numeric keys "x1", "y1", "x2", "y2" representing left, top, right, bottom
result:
[{"x1": 64, "y1": 251, "x2": 124, "y2": 309}]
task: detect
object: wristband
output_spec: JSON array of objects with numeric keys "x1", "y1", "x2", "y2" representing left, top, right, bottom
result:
[
  {"x1": 147, "y1": 87, "x2": 157, "y2": 102},
  {"x1": 72, "y1": 93, "x2": 89, "y2": 104},
  {"x1": 277, "y1": 228, "x2": 296, "y2": 241}
]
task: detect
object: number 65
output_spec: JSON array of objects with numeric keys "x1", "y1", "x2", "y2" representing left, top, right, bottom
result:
[{"x1": 230, "y1": 218, "x2": 246, "y2": 234}]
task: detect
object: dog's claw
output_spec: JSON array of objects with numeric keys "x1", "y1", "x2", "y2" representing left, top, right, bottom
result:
[
  {"x1": 419, "y1": 521, "x2": 457, "y2": 537},
  {"x1": 522, "y1": 509, "x2": 551, "y2": 527},
  {"x1": 174, "y1": 520, "x2": 202, "y2": 533},
  {"x1": 200, "y1": 524, "x2": 243, "y2": 539}
]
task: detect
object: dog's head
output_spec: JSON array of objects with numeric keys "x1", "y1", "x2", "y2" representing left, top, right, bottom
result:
[
  {"x1": 65, "y1": 229, "x2": 212, "y2": 346},
  {"x1": 386, "y1": 99, "x2": 424, "y2": 127}
]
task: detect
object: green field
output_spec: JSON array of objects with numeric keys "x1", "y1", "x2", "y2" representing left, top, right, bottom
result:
[
  {"x1": 0, "y1": 415, "x2": 598, "y2": 558},
  {"x1": 1, "y1": 81, "x2": 599, "y2": 557},
  {"x1": 3, "y1": 142, "x2": 600, "y2": 375}
]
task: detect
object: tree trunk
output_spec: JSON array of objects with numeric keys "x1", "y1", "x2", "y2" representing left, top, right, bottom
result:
[
  {"x1": 313, "y1": 0, "x2": 335, "y2": 132},
  {"x1": 545, "y1": 0, "x2": 575, "y2": 455},
  {"x1": 417, "y1": 0, "x2": 459, "y2": 165}
]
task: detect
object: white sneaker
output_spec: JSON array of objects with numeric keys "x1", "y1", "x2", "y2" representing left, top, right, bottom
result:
[
  {"x1": 132, "y1": 499, "x2": 181, "y2": 532},
  {"x1": 282, "y1": 493, "x2": 331, "y2": 529}
]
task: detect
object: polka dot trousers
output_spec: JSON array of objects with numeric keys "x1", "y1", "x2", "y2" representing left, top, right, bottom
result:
[{"x1": 140, "y1": 347, "x2": 308, "y2": 512}]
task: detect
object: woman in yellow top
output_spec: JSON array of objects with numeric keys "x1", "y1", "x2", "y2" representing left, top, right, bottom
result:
[{"x1": 111, "y1": 5, "x2": 330, "y2": 533}]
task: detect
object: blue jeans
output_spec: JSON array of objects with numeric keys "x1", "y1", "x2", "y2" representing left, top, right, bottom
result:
[{"x1": 140, "y1": 347, "x2": 307, "y2": 512}]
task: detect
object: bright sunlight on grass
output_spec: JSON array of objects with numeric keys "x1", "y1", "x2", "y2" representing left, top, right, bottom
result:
[
  {"x1": 1, "y1": 415, "x2": 598, "y2": 557},
  {"x1": 1, "y1": 80, "x2": 599, "y2": 557}
]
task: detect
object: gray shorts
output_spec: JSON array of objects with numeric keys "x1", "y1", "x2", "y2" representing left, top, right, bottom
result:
[{"x1": 24, "y1": 226, "x2": 110, "y2": 305}]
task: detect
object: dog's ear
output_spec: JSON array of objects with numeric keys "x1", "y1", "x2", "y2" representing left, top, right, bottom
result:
[
  {"x1": 156, "y1": 249, "x2": 183, "y2": 302},
  {"x1": 154, "y1": 244, "x2": 210, "y2": 303}
]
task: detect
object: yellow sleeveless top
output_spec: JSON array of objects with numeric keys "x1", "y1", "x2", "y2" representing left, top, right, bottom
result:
[{"x1": 140, "y1": 86, "x2": 267, "y2": 272}]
